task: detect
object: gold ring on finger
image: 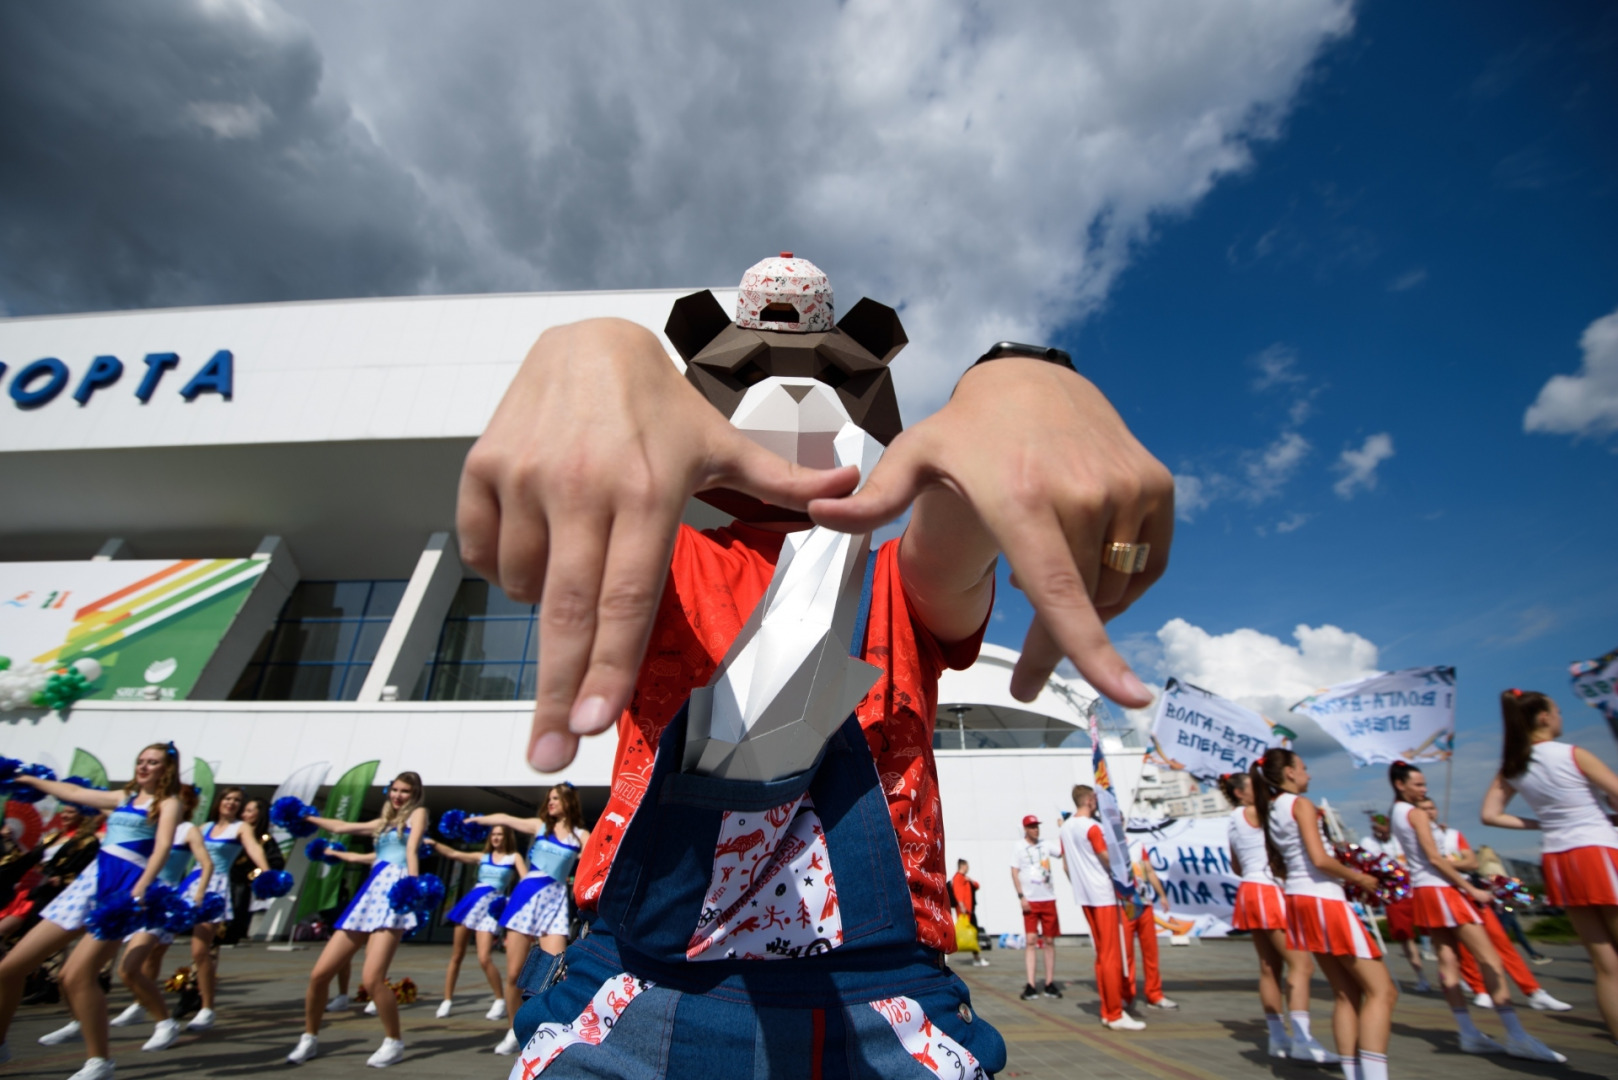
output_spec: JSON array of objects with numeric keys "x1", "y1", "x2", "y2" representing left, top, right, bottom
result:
[{"x1": 1103, "y1": 541, "x2": 1150, "y2": 574}]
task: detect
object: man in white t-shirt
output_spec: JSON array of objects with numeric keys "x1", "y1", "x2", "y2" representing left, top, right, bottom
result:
[
  {"x1": 1058, "y1": 786, "x2": 1142, "y2": 1031},
  {"x1": 1010, "y1": 814, "x2": 1063, "y2": 1001}
]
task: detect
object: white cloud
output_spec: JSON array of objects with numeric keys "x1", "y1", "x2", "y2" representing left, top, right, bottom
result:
[
  {"x1": 1524, "y1": 306, "x2": 1618, "y2": 440},
  {"x1": 1173, "y1": 473, "x2": 1210, "y2": 521},
  {"x1": 1142, "y1": 618, "x2": 1381, "y2": 755},
  {"x1": 266, "y1": 0, "x2": 1355, "y2": 419},
  {"x1": 1387, "y1": 267, "x2": 1427, "y2": 292},
  {"x1": 1275, "y1": 511, "x2": 1310, "y2": 532},
  {"x1": 1251, "y1": 343, "x2": 1304, "y2": 391},
  {"x1": 1332, "y1": 432, "x2": 1393, "y2": 498},
  {"x1": 1245, "y1": 430, "x2": 1311, "y2": 500}
]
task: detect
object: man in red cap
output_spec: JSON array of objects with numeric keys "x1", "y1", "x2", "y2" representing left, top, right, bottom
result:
[{"x1": 1011, "y1": 813, "x2": 1063, "y2": 999}]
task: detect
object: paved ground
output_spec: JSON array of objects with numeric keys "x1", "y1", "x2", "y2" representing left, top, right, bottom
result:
[{"x1": 2, "y1": 938, "x2": 1614, "y2": 1078}]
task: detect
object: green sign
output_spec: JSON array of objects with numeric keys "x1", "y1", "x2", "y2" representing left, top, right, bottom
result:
[
  {"x1": 191, "y1": 758, "x2": 216, "y2": 824},
  {"x1": 295, "y1": 760, "x2": 379, "y2": 921},
  {"x1": 68, "y1": 748, "x2": 108, "y2": 789}
]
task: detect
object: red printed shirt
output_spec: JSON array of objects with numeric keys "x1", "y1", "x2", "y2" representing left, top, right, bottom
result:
[{"x1": 573, "y1": 521, "x2": 987, "y2": 953}]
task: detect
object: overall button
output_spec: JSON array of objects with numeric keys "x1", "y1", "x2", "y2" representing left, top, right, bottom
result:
[{"x1": 958, "y1": 1002, "x2": 973, "y2": 1023}]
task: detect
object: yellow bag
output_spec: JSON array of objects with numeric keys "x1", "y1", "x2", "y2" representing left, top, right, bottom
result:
[{"x1": 954, "y1": 912, "x2": 979, "y2": 954}]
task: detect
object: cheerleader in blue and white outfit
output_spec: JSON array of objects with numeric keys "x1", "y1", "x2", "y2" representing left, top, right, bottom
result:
[
  {"x1": 468, "y1": 782, "x2": 589, "y2": 1055},
  {"x1": 184, "y1": 786, "x2": 271, "y2": 1032},
  {"x1": 286, "y1": 771, "x2": 428, "y2": 1070},
  {"x1": 0, "y1": 742, "x2": 185, "y2": 1080},
  {"x1": 432, "y1": 824, "x2": 526, "y2": 1019},
  {"x1": 100, "y1": 784, "x2": 214, "y2": 1051}
]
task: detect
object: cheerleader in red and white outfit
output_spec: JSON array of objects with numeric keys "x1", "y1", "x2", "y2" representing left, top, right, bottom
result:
[
  {"x1": 1219, "y1": 772, "x2": 1320, "y2": 1062},
  {"x1": 1251, "y1": 749, "x2": 1395, "y2": 1080},
  {"x1": 1483, "y1": 688, "x2": 1618, "y2": 1045},
  {"x1": 1389, "y1": 762, "x2": 1563, "y2": 1061}
]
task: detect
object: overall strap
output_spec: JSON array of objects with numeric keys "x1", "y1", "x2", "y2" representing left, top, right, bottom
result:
[{"x1": 848, "y1": 550, "x2": 878, "y2": 660}]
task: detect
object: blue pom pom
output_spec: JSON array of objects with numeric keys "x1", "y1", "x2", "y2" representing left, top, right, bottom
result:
[
  {"x1": 487, "y1": 895, "x2": 508, "y2": 921},
  {"x1": 417, "y1": 873, "x2": 445, "y2": 911},
  {"x1": 5, "y1": 763, "x2": 57, "y2": 804},
  {"x1": 270, "y1": 797, "x2": 318, "y2": 837},
  {"x1": 0, "y1": 756, "x2": 20, "y2": 783},
  {"x1": 60, "y1": 775, "x2": 106, "y2": 814},
  {"x1": 251, "y1": 869, "x2": 294, "y2": 899},
  {"x1": 388, "y1": 875, "x2": 420, "y2": 912},
  {"x1": 304, "y1": 838, "x2": 329, "y2": 863},
  {"x1": 197, "y1": 892, "x2": 227, "y2": 923},
  {"x1": 86, "y1": 892, "x2": 146, "y2": 940},
  {"x1": 438, "y1": 809, "x2": 488, "y2": 845},
  {"x1": 419, "y1": 837, "x2": 435, "y2": 857}
]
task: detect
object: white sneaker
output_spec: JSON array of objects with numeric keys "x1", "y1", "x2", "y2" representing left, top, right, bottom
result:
[
  {"x1": 1412, "y1": 976, "x2": 1433, "y2": 993},
  {"x1": 1147, "y1": 996, "x2": 1178, "y2": 1010},
  {"x1": 39, "y1": 1019, "x2": 83, "y2": 1045},
  {"x1": 142, "y1": 1019, "x2": 181, "y2": 1051},
  {"x1": 436, "y1": 999, "x2": 455, "y2": 1019},
  {"x1": 1460, "y1": 1031, "x2": 1506, "y2": 1054},
  {"x1": 186, "y1": 1008, "x2": 216, "y2": 1031},
  {"x1": 326, "y1": 993, "x2": 351, "y2": 1012},
  {"x1": 367, "y1": 1037, "x2": 405, "y2": 1068},
  {"x1": 1472, "y1": 992, "x2": 1494, "y2": 1009},
  {"x1": 975, "y1": 957, "x2": 991, "y2": 967},
  {"x1": 485, "y1": 998, "x2": 507, "y2": 1021},
  {"x1": 1103, "y1": 1014, "x2": 1146, "y2": 1031},
  {"x1": 494, "y1": 1029, "x2": 520, "y2": 1055},
  {"x1": 1528, "y1": 988, "x2": 1572, "y2": 1011},
  {"x1": 287, "y1": 1033, "x2": 319, "y2": 1064},
  {"x1": 1505, "y1": 1034, "x2": 1567, "y2": 1063},
  {"x1": 365, "y1": 999, "x2": 379, "y2": 1016},
  {"x1": 1289, "y1": 1037, "x2": 1340, "y2": 1064},
  {"x1": 1422, "y1": 949, "x2": 1438, "y2": 961},
  {"x1": 1267, "y1": 1036, "x2": 1292, "y2": 1058},
  {"x1": 110, "y1": 1003, "x2": 148, "y2": 1027},
  {"x1": 66, "y1": 1058, "x2": 115, "y2": 1080}
]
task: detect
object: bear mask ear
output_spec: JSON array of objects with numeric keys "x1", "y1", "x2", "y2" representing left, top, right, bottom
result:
[
  {"x1": 665, "y1": 290, "x2": 733, "y2": 362},
  {"x1": 835, "y1": 298, "x2": 907, "y2": 365}
]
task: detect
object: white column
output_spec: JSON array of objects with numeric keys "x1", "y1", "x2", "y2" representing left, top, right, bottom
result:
[{"x1": 356, "y1": 531, "x2": 463, "y2": 702}]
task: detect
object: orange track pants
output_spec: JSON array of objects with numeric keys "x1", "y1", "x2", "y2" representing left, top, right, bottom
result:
[
  {"x1": 1459, "y1": 905, "x2": 1539, "y2": 996},
  {"x1": 1082, "y1": 904, "x2": 1129, "y2": 1023}
]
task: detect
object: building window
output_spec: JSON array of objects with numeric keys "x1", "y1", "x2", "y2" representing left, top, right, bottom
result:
[
  {"x1": 229, "y1": 580, "x2": 407, "y2": 701},
  {"x1": 412, "y1": 580, "x2": 539, "y2": 701}
]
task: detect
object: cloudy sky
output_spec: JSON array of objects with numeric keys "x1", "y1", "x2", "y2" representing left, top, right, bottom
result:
[{"x1": 3, "y1": 0, "x2": 1615, "y2": 853}]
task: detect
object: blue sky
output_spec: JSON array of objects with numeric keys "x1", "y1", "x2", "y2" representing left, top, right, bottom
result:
[{"x1": 981, "y1": 0, "x2": 1618, "y2": 855}]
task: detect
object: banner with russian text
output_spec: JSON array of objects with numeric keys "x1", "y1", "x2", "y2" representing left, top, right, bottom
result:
[
  {"x1": 1150, "y1": 678, "x2": 1274, "y2": 780},
  {"x1": 295, "y1": 760, "x2": 379, "y2": 921},
  {"x1": 1088, "y1": 711, "x2": 1141, "y2": 914},
  {"x1": 1570, "y1": 648, "x2": 1618, "y2": 742},
  {"x1": 1128, "y1": 816, "x2": 1238, "y2": 938},
  {"x1": 1290, "y1": 666, "x2": 1455, "y2": 767}
]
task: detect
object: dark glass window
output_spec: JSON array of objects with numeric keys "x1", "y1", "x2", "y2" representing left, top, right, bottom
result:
[
  {"x1": 228, "y1": 581, "x2": 404, "y2": 702},
  {"x1": 412, "y1": 580, "x2": 539, "y2": 701}
]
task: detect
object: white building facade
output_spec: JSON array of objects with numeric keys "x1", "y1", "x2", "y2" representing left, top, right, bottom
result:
[{"x1": 1, "y1": 290, "x2": 1142, "y2": 942}]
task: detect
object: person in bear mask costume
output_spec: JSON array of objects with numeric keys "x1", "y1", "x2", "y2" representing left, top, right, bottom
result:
[{"x1": 458, "y1": 254, "x2": 1174, "y2": 1078}]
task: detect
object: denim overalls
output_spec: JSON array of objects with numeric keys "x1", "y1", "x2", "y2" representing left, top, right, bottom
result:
[{"x1": 509, "y1": 558, "x2": 1006, "y2": 1079}]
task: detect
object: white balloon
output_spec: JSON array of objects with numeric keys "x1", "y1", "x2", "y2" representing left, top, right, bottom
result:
[{"x1": 71, "y1": 658, "x2": 103, "y2": 683}]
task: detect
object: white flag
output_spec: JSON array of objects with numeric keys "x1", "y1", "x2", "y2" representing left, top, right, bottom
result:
[
  {"x1": 268, "y1": 761, "x2": 330, "y2": 845},
  {"x1": 1151, "y1": 678, "x2": 1273, "y2": 780},
  {"x1": 1290, "y1": 666, "x2": 1455, "y2": 767},
  {"x1": 1571, "y1": 648, "x2": 1618, "y2": 741}
]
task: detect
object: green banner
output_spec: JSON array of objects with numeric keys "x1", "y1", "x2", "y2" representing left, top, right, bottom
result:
[
  {"x1": 68, "y1": 748, "x2": 108, "y2": 789},
  {"x1": 295, "y1": 760, "x2": 379, "y2": 921},
  {"x1": 190, "y1": 759, "x2": 215, "y2": 825}
]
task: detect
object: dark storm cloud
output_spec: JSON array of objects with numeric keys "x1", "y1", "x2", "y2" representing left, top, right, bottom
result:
[{"x1": 0, "y1": 1, "x2": 464, "y2": 315}]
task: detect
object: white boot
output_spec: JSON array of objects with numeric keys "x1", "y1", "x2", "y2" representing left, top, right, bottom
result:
[
  {"x1": 1504, "y1": 1033, "x2": 1566, "y2": 1062},
  {"x1": 109, "y1": 1003, "x2": 148, "y2": 1028},
  {"x1": 365, "y1": 999, "x2": 379, "y2": 1016},
  {"x1": 287, "y1": 1033, "x2": 319, "y2": 1064},
  {"x1": 39, "y1": 1019, "x2": 83, "y2": 1045},
  {"x1": 1289, "y1": 1037, "x2": 1340, "y2": 1064},
  {"x1": 494, "y1": 1029, "x2": 520, "y2": 1054},
  {"x1": 142, "y1": 1018, "x2": 181, "y2": 1051},
  {"x1": 186, "y1": 1008, "x2": 216, "y2": 1031},
  {"x1": 366, "y1": 1037, "x2": 405, "y2": 1068},
  {"x1": 435, "y1": 998, "x2": 455, "y2": 1019},
  {"x1": 1266, "y1": 1035, "x2": 1291, "y2": 1058},
  {"x1": 1103, "y1": 1014, "x2": 1145, "y2": 1031},
  {"x1": 486, "y1": 998, "x2": 507, "y2": 1021},
  {"x1": 66, "y1": 1058, "x2": 116, "y2": 1080},
  {"x1": 326, "y1": 993, "x2": 351, "y2": 1012}
]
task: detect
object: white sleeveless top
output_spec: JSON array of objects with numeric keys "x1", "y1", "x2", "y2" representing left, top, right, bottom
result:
[
  {"x1": 1510, "y1": 741, "x2": 1618, "y2": 854},
  {"x1": 1267, "y1": 792, "x2": 1344, "y2": 899},
  {"x1": 1389, "y1": 801, "x2": 1449, "y2": 889},
  {"x1": 1227, "y1": 807, "x2": 1279, "y2": 886}
]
